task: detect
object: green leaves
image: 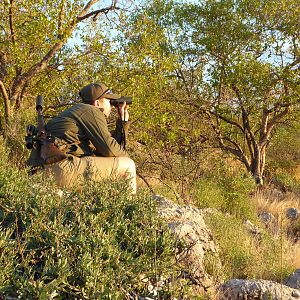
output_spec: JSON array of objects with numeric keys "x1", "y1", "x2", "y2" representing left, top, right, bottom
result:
[{"x1": 0, "y1": 143, "x2": 180, "y2": 298}]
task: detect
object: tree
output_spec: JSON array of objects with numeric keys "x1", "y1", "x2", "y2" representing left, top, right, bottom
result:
[
  {"x1": 0, "y1": 0, "x2": 135, "y2": 128},
  {"x1": 147, "y1": 0, "x2": 300, "y2": 184}
]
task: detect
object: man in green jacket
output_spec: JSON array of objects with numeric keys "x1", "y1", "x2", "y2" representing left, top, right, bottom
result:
[{"x1": 28, "y1": 82, "x2": 136, "y2": 193}]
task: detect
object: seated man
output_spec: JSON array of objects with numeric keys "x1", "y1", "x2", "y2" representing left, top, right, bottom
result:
[{"x1": 28, "y1": 82, "x2": 136, "y2": 193}]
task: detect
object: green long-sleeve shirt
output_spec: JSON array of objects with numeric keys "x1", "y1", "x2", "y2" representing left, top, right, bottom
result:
[{"x1": 28, "y1": 103, "x2": 129, "y2": 167}]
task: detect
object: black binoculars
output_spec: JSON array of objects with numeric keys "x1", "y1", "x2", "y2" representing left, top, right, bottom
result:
[
  {"x1": 25, "y1": 124, "x2": 38, "y2": 149},
  {"x1": 110, "y1": 97, "x2": 132, "y2": 107}
]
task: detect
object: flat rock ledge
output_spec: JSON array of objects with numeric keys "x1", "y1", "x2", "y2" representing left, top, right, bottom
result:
[{"x1": 218, "y1": 279, "x2": 300, "y2": 300}]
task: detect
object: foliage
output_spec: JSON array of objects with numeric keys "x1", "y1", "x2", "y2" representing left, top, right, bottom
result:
[
  {"x1": 0, "y1": 0, "x2": 133, "y2": 126},
  {"x1": 268, "y1": 123, "x2": 300, "y2": 172},
  {"x1": 205, "y1": 213, "x2": 294, "y2": 282},
  {"x1": 126, "y1": 0, "x2": 300, "y2": 183},
  {"x1": 191, "y1": 161, "x2": 256, "y2": 220},
  {"x1": 0, "y1": 142, "x2": 188, "y2": 299}
]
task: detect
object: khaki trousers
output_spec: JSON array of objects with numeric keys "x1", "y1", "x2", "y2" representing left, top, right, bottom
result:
[{"x1": 45, "y1": 155, "x2": 124, "y2": 188}]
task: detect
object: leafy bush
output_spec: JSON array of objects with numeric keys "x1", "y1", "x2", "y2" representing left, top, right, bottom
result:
[
  {"x1": 271, "y1": 171, "x2": 300, "y2": 194},
  {"x1": 0, "y1": 142, "x2": 185, "y2": 299},
  {"x1": 4, "y1": 109, "x2": 36, "y2": 167},
  {"x1": 192, "y1": 168, "x2": 256, "y2": 221}
]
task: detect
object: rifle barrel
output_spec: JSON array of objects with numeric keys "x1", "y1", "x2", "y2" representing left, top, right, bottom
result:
[{"x1": 36, "y1": 95, "x2": 43, "y2": 111}]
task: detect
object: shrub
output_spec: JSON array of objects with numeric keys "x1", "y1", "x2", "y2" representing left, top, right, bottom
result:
[
  {"x1": 0, "y1": 142, "x2": 187, "y2": 299},
  {"x1": 192, "y1": 168, "x2": 256, "y2": 221}
]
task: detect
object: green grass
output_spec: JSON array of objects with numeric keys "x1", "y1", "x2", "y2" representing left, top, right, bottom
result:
[
  {"x1": 205, "y1": 213, "x2": 294, "y2": 282},
  {"x1": 190, "y1": 167, "x2": 295, "y2": 283}
]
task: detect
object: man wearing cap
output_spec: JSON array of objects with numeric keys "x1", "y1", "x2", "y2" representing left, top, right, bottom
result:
[{"x1": 28, "y1": 82, "x2": 136, "y2": 193}]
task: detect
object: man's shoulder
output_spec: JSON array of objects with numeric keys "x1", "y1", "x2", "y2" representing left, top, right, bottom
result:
[
  {"x1": 48, "y1": 103, "x2": 104, "y2": 125},
  {"x1": 61, "y1": 103, "x2": 99, "y2": 117}
]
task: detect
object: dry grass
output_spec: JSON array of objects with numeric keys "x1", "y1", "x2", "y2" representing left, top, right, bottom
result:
[
  {"x1": 288, "y1": 240, "x2": 300, "y2": 268},
  {"x1": 253, "y1": 190, "x2": 300, "y2": 218},
  {"x1": 252, "y1": 189, "x2": 300, "y2": 268}
]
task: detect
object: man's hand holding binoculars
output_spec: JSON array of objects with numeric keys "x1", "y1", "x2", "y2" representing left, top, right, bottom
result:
[{"x1": 116, "y1": 101, "x2": 129, "y2": 122}]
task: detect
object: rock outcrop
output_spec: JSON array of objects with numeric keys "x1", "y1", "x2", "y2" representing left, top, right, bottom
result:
[
  {"x1": 153, "y1": 194, "x2": 222, "y2": 294},
  {"x1": 218, "y1": 279, "x2": 300, "y2": 300}
]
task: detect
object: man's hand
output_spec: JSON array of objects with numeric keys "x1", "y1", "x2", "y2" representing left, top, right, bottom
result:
[{"x1": 117, "y1": 102, "x2": 129, "y2": 121}]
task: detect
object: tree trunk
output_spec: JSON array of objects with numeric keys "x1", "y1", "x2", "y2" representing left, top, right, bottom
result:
[
  {"x1": 0, "y1": 80, "x2": 11, "y2": 127},
  {"x1": 250, "y1": 146, "x2": 266, "y2": 186}
]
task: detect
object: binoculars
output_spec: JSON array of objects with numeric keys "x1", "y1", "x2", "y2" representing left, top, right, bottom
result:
[
  {"x1": 25, "y1": 124, "x2": 38, "y2": 149},
  {"x1": 110, "y1": 97, "x2": 132, "y2": 107}
]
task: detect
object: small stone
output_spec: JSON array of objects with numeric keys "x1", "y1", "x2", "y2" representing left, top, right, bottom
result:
[
  {"x1": 259, "y1": 212, "x2": 275, "y2": 224},
  {"x1": 244, "y1": 220, "x2": 262, "y2": 238},
  {"x1": 286, "y1": 208, "x2": 299, "y2": 220},
  {"x1": 292, "y1": 290, "x2": 300, "y2": 298}
]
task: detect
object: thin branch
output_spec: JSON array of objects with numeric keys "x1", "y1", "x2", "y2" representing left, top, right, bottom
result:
[
  {"x1": 57, "y1": 0, "x2": 65, "y2": 39},
  {"x1": 77, "y1": 5, "x2": 120, "y2": 21},
  {"x1": 220, "y1": 143, "x2": 251, "y2": 171},
  {"x1": 0, "y1": 80, "x2": 11, "y2": 122},
  {"x1": 211, "y1": 110, "x2": 245, "y2": 133},
  {"x1": 266, "y1": 106, "x2": 290, "y2": 135},
  {"x1": 231, "y1": 84, "x2": 257, "y2": 143},
  {"x1": 9, "y1": 0, "x2": 15, "y2": 44},
  {"x1": 285, "y1": 57, "x2": 300, "y2": 70},
  {"x1": 136, "y1": 172, "x2": 155, "y2": 194}
]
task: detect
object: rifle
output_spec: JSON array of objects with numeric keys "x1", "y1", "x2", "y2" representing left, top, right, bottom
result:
[{"x1": 25, "y1": 95, "x2": 67, "y2": 165}]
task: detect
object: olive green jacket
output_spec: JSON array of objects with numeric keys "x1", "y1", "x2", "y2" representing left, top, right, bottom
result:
[{"x1": 28, "y1": 103, "x2": 129, "y2": 167}]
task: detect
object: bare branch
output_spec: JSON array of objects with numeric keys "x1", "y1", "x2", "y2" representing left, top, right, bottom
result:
[
  {"x1": 77, "y1": 5, "x2": 120, "y2": 21},
  {"x1": 211, "y1": 110, "x2": 245, "y2": 133},
  {"x1": 231, "y1": 84, "x2": 257, "y2": 145},
  {"x1": 219, "y1": 139, "x2": 251, "y2": 171},
  {"x1": 9, "y1": 0, "x2": 15, "y2": 44},
  {"x1": 266, "y1": 106, "x2": 290, "y2": 134},
  {"x1": 0, "y1": 80, "x2": 11, "y2": 123}
]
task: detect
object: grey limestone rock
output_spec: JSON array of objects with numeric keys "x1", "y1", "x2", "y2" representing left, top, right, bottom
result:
[
  {"x1": 284, "y1": 269, "x2": 300, "y2": 290},
  {"x1": 244, "y1": 220, "x2": 262, "y2": 238},
  {"x1": 259, "y1": 211, "x2": 275, "y2": 225},
  {"x1": 153, "y1": 194, "x2": 222, "y2": 293},
  {"x1": 286, "y1": 208, "x2": 300, "y2": 220},
  {"x1": 218, "y1": 279, "x2": 300, "y2": 300}
]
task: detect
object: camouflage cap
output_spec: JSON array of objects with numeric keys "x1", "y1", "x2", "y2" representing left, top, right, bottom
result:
[{"x1": 79, "y1": 83, "x2": 121, "y2": 104}]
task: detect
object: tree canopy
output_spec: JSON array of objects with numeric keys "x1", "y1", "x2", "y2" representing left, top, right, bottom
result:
[
  {"x1": 126, "y1": 0, "x2": 300, "y2": 183},
  {"x1": 1, "y1": 0, "x2": 299, "y2": 184}
]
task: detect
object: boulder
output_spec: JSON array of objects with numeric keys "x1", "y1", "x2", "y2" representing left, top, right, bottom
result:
[
  {"x1": 284, "y1": 269, "x2": 300, "y2": 290},
  {"x1": 218, "y1": 279, "x2": 300, "y2": 299}
]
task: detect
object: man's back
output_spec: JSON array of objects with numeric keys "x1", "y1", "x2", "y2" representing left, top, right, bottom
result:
[
  {"x1": 49, "y1": 102, "x2": 128, "y2": 156},
  {"x1": 27, "y1": 82, "x2": 136, "y2": 193}
]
